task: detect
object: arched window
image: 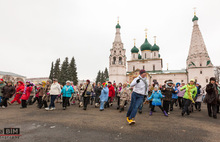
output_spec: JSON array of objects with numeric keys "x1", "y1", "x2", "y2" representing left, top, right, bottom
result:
[
  {"x1": 133, "y1": 54, "x2": 135, "y2": 59},
  {"x1": 153, "y1": 64, "x2": 155, "y2": 71},
  {"x1": 200, "y1": 63, "x2": 202, "y2": 67},
  {"x1": 145, "y1": 53, "x2": 147, "y2": 59},
  {"x1": 119, "y1": 51, "x2": 121, "y2": 54},
  {"x1": 143, "y1": 66, "x2": 145, "y2": 70},
  {"x1": 206, "y1": 79, "x2": 208, "y2": 83},
  {"x1": 119, "y1": 57, "x2": 122, "y2": 65},
  {"x1": 200, "y1": 70, "x2": 202, "y2": 74},
  {"x1": 114, "y1": 51, "x2": 116, "y2": 55},
  {"x1": 133, "y1": 66, "x2": 135, "y2": 71},
  {"x1": 154, "y1": 52, "x2": 156, "y2": 57},
  {"x1": 113, "y1": 57, "x2": 116, "y2": 64}
]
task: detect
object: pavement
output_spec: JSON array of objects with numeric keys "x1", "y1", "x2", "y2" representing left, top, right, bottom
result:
[{"x1": 0, "y1": 101, "x2": 219, "y2": 142}]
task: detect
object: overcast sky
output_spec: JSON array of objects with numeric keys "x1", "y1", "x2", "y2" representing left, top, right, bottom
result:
[{"x1": 0, "y1": 0, "x2": 219, "y2": 81}]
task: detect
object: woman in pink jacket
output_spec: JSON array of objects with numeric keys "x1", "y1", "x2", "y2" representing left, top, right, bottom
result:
[{"x1": 20, "y1": 81, "x2": 33, "y2": 109}]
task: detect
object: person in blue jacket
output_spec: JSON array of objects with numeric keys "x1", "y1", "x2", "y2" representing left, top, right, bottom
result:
[
  {"x1": 99, "y1": 83, "x2": 109, "y2": 111},
  {"x1": 170, "y1": 83, "x2": 179, "y2": 111},
  {"x1": 61, "y1": 81, "x2": 74, "y2": 110},
  {"x1": 147, "y1": 85, "x2": 168, "y2": 117}
]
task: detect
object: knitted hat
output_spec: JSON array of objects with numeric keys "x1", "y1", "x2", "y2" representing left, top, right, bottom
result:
[
  {"x1": 102, "y1": 82, "x2": 107, "y2": 87},
  {"x1": 47, "y1": 79, "x2": 52, "y2": 84},
  {"x1": 86, "y1": 80, "x2": 90, "y2": 84},
  {"x1": 53, "y1": 79, "x2": 58, "y2": 81},
  {"x1": 38, "y1": 82, "x2": 42, "y2": 85},
  {"x1": 139, "y1": 69, "x2": 146, "y2": 75},
  {"x1": 210, "y1": 77, "x2": 216, "y2": 82},
  {"x1": 108, "y1": 81, "x2": 112, "y2": 84},
  {"x1": 66, "y1": 80, "x2": 71, "y2": 84},
  {"x1": 154, "y1": 85, "x2": 159, "y2": 89},
  {"x1": 190, "y1": 79, "x2": 195, "y2": 82},
  {"x1": 26, "y1": 81, "x2": 31, "y2": 83}
]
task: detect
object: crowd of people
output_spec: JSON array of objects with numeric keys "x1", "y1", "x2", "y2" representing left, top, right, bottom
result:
[{"x1": 0, "y1": 70, "x2": 219, "y2": 125}]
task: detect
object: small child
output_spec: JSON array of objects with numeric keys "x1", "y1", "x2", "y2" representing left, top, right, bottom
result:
[
  {"x1": 99, "y1": 83, "x2": 109, "y2": 111},
  {"x1": 119, "y1": 83, "x2": 130, "y2": 112},
  {"x1": 147, "y1": 86, "x2": 168, "y2": 117}
]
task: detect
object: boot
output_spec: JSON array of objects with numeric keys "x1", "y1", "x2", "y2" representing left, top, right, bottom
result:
[
  {"x1": 163, "y1": 111, "x2": 168, "y2": 117},
  {"x1": 149, "y1": 111, "x2": 153, "y2": 116}
]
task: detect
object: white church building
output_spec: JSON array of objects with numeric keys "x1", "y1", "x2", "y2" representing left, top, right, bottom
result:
[{"x1": 109, "y1": 12, "x2": 215, "y2": 87}]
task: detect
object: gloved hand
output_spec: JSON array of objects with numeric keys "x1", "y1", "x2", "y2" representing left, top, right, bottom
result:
[{"x1": 136, "y1": 79, "x2": 140, "y2": 83}]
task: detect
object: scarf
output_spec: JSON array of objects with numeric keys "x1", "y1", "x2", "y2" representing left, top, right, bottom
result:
[{"x1": 139, "y1": 77, "x2": 148, "y2": 94}]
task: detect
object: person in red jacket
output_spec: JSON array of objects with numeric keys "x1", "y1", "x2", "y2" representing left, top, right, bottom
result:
[
  {"x1": 10, "y1": 81, "x2": 24, "y2": 104},
  {"x1": 107, "y1": 82, "x2": 115, "y2": 107},
  {"x1": 20, "y1": 81, "x2": 33, "y2": 109}
]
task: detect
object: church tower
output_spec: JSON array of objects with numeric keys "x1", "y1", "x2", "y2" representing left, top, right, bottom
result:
[
  {"x1": 187, "y1": 10, "x2": 214, "y2": 87},
  {"x1": 109, "y1": 18, "x2": 127, "y2": 83}
]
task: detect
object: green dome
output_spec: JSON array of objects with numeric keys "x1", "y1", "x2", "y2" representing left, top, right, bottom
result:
[
  {"x1": 138, "y1": 54, "x2": 142, "y2": 59},
  {"x1": 131, "y1": 46, "x2": 139, "y2": 53},
  {"x1": 141, "y1": 38, "x2": 152, "y2": 51},
  {"x1": 152, "y1": 44, "x2": 160, "y2": 51},
  {"x1": 158, "y1": 54, "x2": 161, "y2": 58},
  {"x1": 192, "y1": 15, "x2": 198, "y2": 22},
  {"x1": 116, "y1": 23, "x2": 121, "y2": 29}
]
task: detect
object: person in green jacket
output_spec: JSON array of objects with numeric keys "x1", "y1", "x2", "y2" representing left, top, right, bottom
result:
[{"x1": 180, "y1": 79, "x2": 197, "y2": 116}]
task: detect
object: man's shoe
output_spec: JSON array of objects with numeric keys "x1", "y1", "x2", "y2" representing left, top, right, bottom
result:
[
  {"x1": 129, "y1": 118, "x2": 136, "y2": 125},
  {"x1": 2, "y1": 106, "x2": 6, "y2": 109},
  {"x1": 100, "y1": 109, "x2": 104, "y2": 111},
  {"x1": 63, "y1": 107, "x2": 66, "y2": 110}
]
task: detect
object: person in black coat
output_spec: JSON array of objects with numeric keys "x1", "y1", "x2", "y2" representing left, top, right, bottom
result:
[
  {"x1": 94, "y1": 82, "x2": 102, "y2": 107},
  {"x1": 0, "y1": 81, "x2": 15, "y2": 108},
  {"x1": 204, "y1": 77, "x2": 218, "y2": 119}
]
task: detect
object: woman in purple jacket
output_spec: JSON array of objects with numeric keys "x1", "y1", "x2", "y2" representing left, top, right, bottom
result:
[{"x1": 177, "y1": 83, "x2": 185, "y2": 109}]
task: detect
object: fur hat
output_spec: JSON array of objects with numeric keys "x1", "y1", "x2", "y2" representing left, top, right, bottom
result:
[
  {"x1": 66, "y1": 80, "x2": 71, "y2": 84},
  {"x1": 47, "y1": 79, "x2": 52, "y2": 84},
  {"x1": 210, "y1": 77, "x2": 216, "y2": 82}
]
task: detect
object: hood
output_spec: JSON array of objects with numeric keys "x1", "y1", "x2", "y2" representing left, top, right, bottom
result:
[
  {"x1": 176, "y1": 82, "x2": 180, "y2": 87},
  {"x1": 18, "y1": 81, "x2": 24, "y2": 86}
]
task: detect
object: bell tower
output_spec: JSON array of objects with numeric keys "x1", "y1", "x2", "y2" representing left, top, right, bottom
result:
[{"x1": 109, "y1": 18, "x2": 127, "y2": 83}]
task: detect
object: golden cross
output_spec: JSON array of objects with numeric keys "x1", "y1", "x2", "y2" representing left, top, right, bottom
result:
[
  {"x1": 145, "y1": 28, "x2": 148, "y2": 38},
  {"x1": 154, "y1": 36, "x2": 156, "y2": 44},
  {"x1": 117, "y1": 16, "x2": 119, "y2": 24},
  {"x1": 133, "y1": 38, "x2": 136, "y2": 46},
  {"x1": 193, "y1": 7, "x2": 196, "y2": 16}
]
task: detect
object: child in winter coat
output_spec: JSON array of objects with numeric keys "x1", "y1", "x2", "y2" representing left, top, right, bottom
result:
[
  {"x1": 119, "y1": 83, "x2": 130, "y2": 112},
  {"x1": 195, "y1": 83, "x2": 202, "y2": 111},
  {"x1": 99, "y1": 83, "x2": 109, "y2": 111},
  {"x1": 147, "y1": 85, "x2": 168, "y2": 117},
  {"x1": 170, "y1": 83, "x2": 179, "y2": 111}
]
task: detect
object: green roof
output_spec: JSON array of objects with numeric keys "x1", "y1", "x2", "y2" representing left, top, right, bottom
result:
[
  {"x1": 131, "y1": 46, "x2": 139, "y2": 53},
  {"x1": 192, "y1": 15, "x2": 198, "y2": 22},
  {"x1": 141, "y1": 38, "x2": 152, "y2": 51},
  {"x1": 152, "y1": 43, "x2": 160, "y2": 51},
  {"x1": 138, "y1": 54, "x2": 142, "y2": 59},
  {"x1": 116, "y1": 24, "x2": 121, "y2": 29}
]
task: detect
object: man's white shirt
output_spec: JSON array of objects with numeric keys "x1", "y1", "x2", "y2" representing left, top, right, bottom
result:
[{"x1": 130, "y1": 75, "x2": 149, "y2": 96}]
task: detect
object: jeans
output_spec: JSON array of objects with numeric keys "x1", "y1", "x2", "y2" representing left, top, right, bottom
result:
[
  {"x1": 27, "y1": 96, "x2": 34, "y2": 105},
  {"x1": 126, "y1": 92, "x2": 144, "y2": 120},
  {"x1": 182, "y1": 99, "x2": 192, "y2": 115},
  {"x1": 38, "y1": 96, "x2": 43, "y2": 108},
  {"x1": 100, "y1": 101, "x2": 105, "y2": 110},
  {"x1": 49, "y1": 95, "x2": 57, "y2": 108}
]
